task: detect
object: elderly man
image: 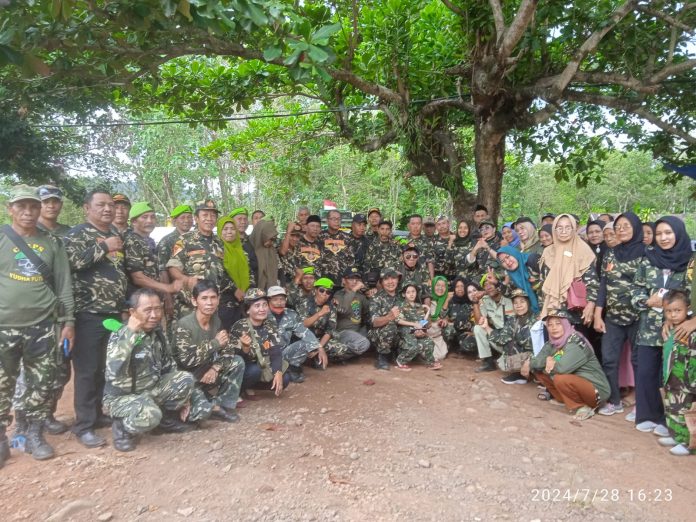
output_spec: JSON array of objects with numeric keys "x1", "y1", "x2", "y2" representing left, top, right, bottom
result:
[{"x1": 157, "y1": 204, "x2": 194, "y2": 285}]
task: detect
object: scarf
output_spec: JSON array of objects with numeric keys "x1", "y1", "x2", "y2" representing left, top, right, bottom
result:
[
  {"x1": 518, "y1": 221, "x2": 540, "y2": 253},
  {"x1": 430, "y1": 276, "x2": 449, "y2": 319},
  {"x1": 645, "y1": 216, "x2": 692, "y2": 272},
  {"x1": 502, "y1": 222, "x2": 521, "y2": 248},
  {"x1": 540, "y1": 214, "x2": 596, "y2": 315},
  {"x1": 540, "y1": 223, "x2": 553, "y2": 241},
  {"x1": 498, "y1": 246, "x2": 540, "y2": 313},
  {"x1": 216, "y1": 216, "x2": 250, "y2": 293},
  {"x1": 613, "y1": 212, "x2": 645, "y2": 262},
  {"x1": 548, "y1": 318, "x2": 575, "y2": 349},
  {"x1": 643, "y1": 221, "x2": 656, "y2": 246},
  {"x1": 454, "y1": 220, "x2": 472, "y2": 247},
  {"x1": 450, "y1": 277, "x2": 469, "y2": 305},
  {"x1": 249, "y1": 219, "x2": 279, "y2": 290}
]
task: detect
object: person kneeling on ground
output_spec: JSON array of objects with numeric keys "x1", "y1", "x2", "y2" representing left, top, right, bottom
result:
[
  {"x1": 522, "y1": 309, "x2": 610, "y2": 421},
  {"x1": 173, "y1": 280, "x2": 245, "y2": 424},
  {"x1": 104, "y1": 289, "x2": 212, "y2": 452},
  {"x1": 395, "y1": 283, "x2": 441, "y2": 371},
  {"x1": 229, "y1": 288, "x2": 289, "y2": 397},
  {"x1": 332, "y1": 267, "x2": 371, "y2": 359},
  {"x1": 473, "y1": 274, "x2": 514, "y2": 372}
]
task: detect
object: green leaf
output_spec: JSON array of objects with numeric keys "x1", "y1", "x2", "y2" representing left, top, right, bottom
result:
[
  {"x1": 283, "y1": 48, "x2": 303, "y2": 66},
  {"x1": 310, "y1": 23, "x2": 342, "y2": 43},
  {"x1": 61, "y1": 0, "x2": 74, "y2": 20},
  {"x1": 306, "y1": 44, "x2": 328, "y2": 63},
  {"x1": 0, "y1": 44, "x2": 23, "y2": 66},
  {"x1": 246, "y1": 3, "x2": 269, "y2": 27},
  {"x1": 263, "y1": 46, "x2": 282, "y2": 61}
]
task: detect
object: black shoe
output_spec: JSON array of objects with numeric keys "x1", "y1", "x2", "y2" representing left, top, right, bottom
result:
[
  {"x1": 25, "y1": 421, "x2": 55, "y2": 460},
  {"x1": 501, "y1": 372, "x2": 527, "y2": 384},
  {"x1": 77, "y1": 430, "x2": 107, "y2": 448},
  {"x1": 13, "y1": 410, "x2": 27, "y2": 439},
  {"x1": 374, "y1": 353, "x2": 390, "y2": 371},
  {"x1": 475, "y1": 357, "x2": 496, "y2": 373},
  {"x1": 94, "y1": 414, "x2": 112, "y2": 429},
  {"x1": 111, "y1": 419, "x2": 136, "y2": 452},
  {"x1": 155, "y1": 411, "x2": 195, "y2": 434},
  {"x1": 44, "y1": 414, "x2": 69, "y2": 435},
  {"x1": 0, "y1": 430, "x2": 9, "y2": 469},
  {"x1": 288, "y1": 365, "x2": 306, "y2": 383},
  {"x1": 212, "y1": 408, "x2": 240, "y2": 423}
]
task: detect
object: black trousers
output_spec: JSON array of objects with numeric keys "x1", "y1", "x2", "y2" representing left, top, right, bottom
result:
[
  {"x1": 72, "y1": 312, "x2": 118, "y2": 435},
  {"x1": 635, "y1": 344, "x2": 666, "y2": 425},
  {"x1": 600, "y1": 319, "x2": 638, "y2": 405}
]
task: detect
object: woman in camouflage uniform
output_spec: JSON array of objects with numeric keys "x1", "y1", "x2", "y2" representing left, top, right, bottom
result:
[
  {"x1": 395, "y1": 284, "x2": 440, "y2": 371},
  {"x1": 447, "y1": 220, "x2": 475, "y2": 280},
  {"x1": 444, "y1": 278, "x2": 481, "y2": 355},
  {"x1": 489, "y1": 288, "x2": 535, "y2": 384}
]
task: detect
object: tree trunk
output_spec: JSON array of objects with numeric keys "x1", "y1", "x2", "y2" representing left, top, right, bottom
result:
[
  {"x1": 474, "y1": 119, "x2": 505, "y2": 222},
  {"x1": 450, "y1": 189, "x2": 478, "y2": 222}
]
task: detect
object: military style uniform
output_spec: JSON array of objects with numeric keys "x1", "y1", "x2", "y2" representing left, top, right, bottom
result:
[
  {"x1": 319, "y1": 229, "x2": 353, "y2": 285},
  {"x1": 0, "y1": 228, "x2": 74, "y2": 430},
  {"x1": 396, "y1": 302, "x2": 435, "y2": 366},
  {"x1": 399, "y1": 262, "x2": 431, "y2": 298},
  {"x1": 64, "y1": 222, "x2": 127, "y2": 436},
  {"x1": 269, "y1": 309, "x2": 320, "y2": 367},
  {"x1": 36, "y1": 222, "x2": 72, "y2": 237},
  {"x1": 347, "y1": 234, "x2": 369, "y2": 273},
  {"x1": 333, "y1": 288, "x2": 371, "y2": 356},
  {"x1": 286, "y1": 281, "x2": 312, "y2": 311},
  {"x1": 365, "y1": 238, "x2": 402, "y2": 274},
  {"x1": 156, "y1": 229, "x2": 182, "y2": 276},
  {"x1": 123, "y1": 229, "x2": 159, "y2": 298},
  {"x1": 295, "y1": 299, "x2": 352, "y2": 361},
  {"x1": 488, "y1": 313, "x2": 534, "y2": 370},
  {"x1": 291, "y1": 236, "x2": 323, "y2": 275},
  {"x1": 228, "y1": 317, "x2": 286, "y2": 384},
  {"x1": 406, "y1": 234, "x2": 434, "y2": 264},
  {"x1": 465, "y1": 236, "x2": 501, "y2": 280},
  {"x1": 473, "y1": 294, "x2": 514, "y2": 359},
  {"x1": 368, "y1": 289, "x2": 401, "y2": 355},
  {"x1": 104, "y1": 325, "x2": 211, "y2": 434},
  {"x1": 663, "y1": 331, "x2": 696, "y2": 449},
  {"x1": 447, "y1": 239, "x2": 474, "y2": 280},
  {"x1": 173, "y1": 312, "x2": 245, "y2": 411},
  {"x1": 444, "y1": 301, "x2": 477, "y2": 354},
  {"x1": 166, "y1": 230, "x2": 225, "y2": 317},
  {"x1": 431, "y1": 235, "x2": 451, "y2": 278}
]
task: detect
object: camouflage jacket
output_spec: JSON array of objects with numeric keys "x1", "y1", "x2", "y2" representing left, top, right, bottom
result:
[
  {"x1": 123, "y1": 229, "x2": 159, "y2": 297},
  {"x1": 104, "y1": 325, "x2": 175, "y2": 398},
  {"x1": 398, "y1": 261, "x2": 431, "y2": 300},
  {"x1": 488, "y1": 313, "x2": 534, "y2": 355},
  {"x1": 597, "y1": 249, "x2": 643, "y2": 326},
  {"x1": 347, "y1": 234, "x2": 370, "y2": 273},
  {"x1": 465, "y1": 236, "x2": 502, "y2": 279},
  {"x1": 406, "y1": 234, "x2": 434, "y2": 263},
  {"x1": 173, "y1": 311, "x2": 235, "y2": 373},
  {"x1": 369, "y1": 289, "x2": 400, "y2": 330},
  {"x1": 228, "y1": 317, "x2": 284, "y2": 373},
  {"x1": 664, "y1": 331, "x2": 696, "y2": 391},
  {"x1": 291, "y1": 236, "x2": 324, "y2": 274},
  {"x1": 296, "y1": 298, "x2": 338, "y2": 338},
  {"x1": 64, "y1": 223, "x2": 127, "y2": 314},
  {"x1": 269, "y1": 309, "x2": 320, "y2": 350},
  {"x1": 156, "y1": 229, "x2": 181, "y2": 274},
  {"x1": 365, "y1": 238, "x2": 402, "y2": 274},
  {"x1": 431, "y1": 235, "x2": 451, "y2": 276},
  {"x1": 319, "y1": 229, "x2": 353, "y2": 283},
  {"x1": 287, "y1": 281, "x2": 312, "y2": 311},
  {"x1": 447, "y1": 239, "x2": 475, "y2": 279},
  {"x1": 447, "y1": 301, "x2": 475, "y2": 333},
  {"x1": 397, "y1": 301, "x2": 429, "y2": 336},
  {"x1": 631, "y1": 254, "x2": 693, "y2": 346},
  {"x1": 36, "y1": 221, "x2": 72, "y2": 238}
]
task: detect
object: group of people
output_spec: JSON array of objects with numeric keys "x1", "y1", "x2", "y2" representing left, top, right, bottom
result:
[{"x1": 1, "y1": 185, "x2": 695, "y2": 469}]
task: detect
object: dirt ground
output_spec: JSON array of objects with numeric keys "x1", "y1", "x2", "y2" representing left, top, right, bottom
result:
[{"x1": 2, "y1": 355, "x2": 695, "y2": 522}]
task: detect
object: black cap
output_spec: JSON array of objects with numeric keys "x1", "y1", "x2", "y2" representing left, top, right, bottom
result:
[
  {"x1": 306, "y1": 214, "x2": 321, "y2": 225},
  {"x1": 352, "y1": 214, "x2": 367, "y2": 223},
  {"x1": 343, "y1": 266, "x2": 362, "y2": 279},
  {"x1": 402, "y1": 244, "x2": 419, "y2": 254}
]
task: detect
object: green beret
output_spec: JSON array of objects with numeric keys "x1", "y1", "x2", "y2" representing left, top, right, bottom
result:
[
  {"x1": 129, "y1": 202, "x2": 155, "y2": 220},
  {"x1": 229, "y1": 207, "x2": 249, "y2": 218},
  {"x1": 302, "y1": 267, "x2": 316, "y2": 276},
  {"x1": 170, "y1": 204, "x2": 193, "y2": 218},
  {"x1": 314, "y1": 277, "x2": 335, "y2": 290}
]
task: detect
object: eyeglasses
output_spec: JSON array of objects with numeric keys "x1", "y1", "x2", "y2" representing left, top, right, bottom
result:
[
  {"x1": 38, "y1": 186, "x2": 63, "y2": 199},
  {"x1": 316, "y1": 287, "x2": 331, "y2": 294},
  {"x1": 555, "y1": 226, "x2": 573, "y2": 232},
  {"x1": 404, "y1": 254, "x2": 419, "y2": 260},
  {"x1": 614, "y1": 224, "x2": 631, "y2": 230}
]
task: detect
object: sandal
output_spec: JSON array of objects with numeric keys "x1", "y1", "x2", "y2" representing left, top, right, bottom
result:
[
  {"x1": 537, "y1": 390, "x2": 551, "y2": 401},
  {"x1": 427, "y1": 361, "x2": 442, "y2": 370},
  {"x1": 395, "y1": 362, "x2": 412, "y2": 372},
  {"x1": 573, "y1": 406, "x2": 595, "y2": 421}
]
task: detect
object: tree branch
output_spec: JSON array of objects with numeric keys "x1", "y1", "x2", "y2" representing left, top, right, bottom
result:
[
  {"x1": 440, "y1": 0, "x2": 466, "y2": 18},
  {"x1": 648, "y1": 58, "x2": 696, "y2": 84},
  {"x1": 515, "y1": 102, "x2": 562, "y2": 129},
  {"x1": 548, "y1": 0, "x2": 637, "y2": 99},
  {"x1": 327, "y1": 68, "x2": 404, "y2": 105},
  {"x1": 637, "y1": 5, "x2": 695, "y2": 33},
  {"x1": 488, "y1": 0, "x2": 506, "y2": 42},
  {"x1": 421, "y1": 97, "x2": 475, "y2": 118},
  {"x1": 563, "y1": 90, "x2": 696, "y2": 145},
  {"x1": 498, "y1": 0, "x2": 538, "y2": 61}
]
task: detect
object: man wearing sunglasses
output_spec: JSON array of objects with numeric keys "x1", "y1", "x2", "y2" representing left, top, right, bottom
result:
[
  {"x1": 36, "y1": 185, "x2": 71, "y2": 237},
  {"x1": 399, "y1": 246, "x2": 431, "y2": 307}
]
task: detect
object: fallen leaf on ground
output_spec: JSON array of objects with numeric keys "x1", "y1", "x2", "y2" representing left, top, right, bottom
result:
[
  {"x1": 328, "y1": 474, "x2": 352, "y2": 485},
  {"x1": 258, "y1": 423, "x2": 284, "y2": 431},
  {"x1": 362, "y1": 379, "x2": 375, "y2": 386}
]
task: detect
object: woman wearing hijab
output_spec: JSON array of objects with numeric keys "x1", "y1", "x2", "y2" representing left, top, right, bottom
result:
[
  {"x1": 249, "y1": 219, "x2": 280, "y2": 291},
  {"x1": 216, "y1": 217, "x2": 252, "y2": 329},
  {"x1": 630, "y1": 216, "x2": 694, "y2": 436},
  {"x1": 539, "y1": 224, "x2": 554, "y2": 248},
  {"x1": 642, "y1": 222, "x2": 656, "y2": 246},
  {"x1": 522, "y1": 309, "x2": 610, "y2": 421},
  {"x1": 444, "y1": 278, "x2": 481, "y2": 355},
  {"x1": 448, "y1": 220, "x2": 474, "y2": 279},
  {"x1": 427, "y1": 276, "x2": 452, "y2": 361},
  {"x1": 496, "y1": 245, "x2": 542, "y2": 313},
  {"x1": 501, "y1": 222, "x2": 521, "y2": 249},
  {"x1": 583, "y1": 219, "x2": 609, "y2": 361},
  {"x1": 593, "y1": 211, "x2": 645, "y2": 416},
  {"x1": 515, "y1": 217, "x2": 544, "y2": 256}
]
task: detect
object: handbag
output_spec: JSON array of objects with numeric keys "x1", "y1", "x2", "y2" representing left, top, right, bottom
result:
[{"x1": 566, "y1": 279, "x2": 587, "y2": 311}]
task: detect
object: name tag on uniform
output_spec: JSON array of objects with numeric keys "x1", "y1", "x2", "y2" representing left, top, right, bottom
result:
[{"x1": 186, "y1": 249, "x2": 206, "y2": 256}]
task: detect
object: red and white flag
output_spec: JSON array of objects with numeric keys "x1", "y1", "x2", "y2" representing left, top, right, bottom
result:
[{"x1": 323, "y1": 199, "x2": 338, "y2": 210}]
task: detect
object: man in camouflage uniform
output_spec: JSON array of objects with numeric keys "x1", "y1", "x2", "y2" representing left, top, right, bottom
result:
[
  {"x1": 1, "y1": 185, "x2": 75, "y2": 466},
  {"x1": 465, "y1": 219, "x2": 502, "y2": 280},
  {"x1": 366, "y1": 208, "x2": 382, "y2": 240},
  {"x1": 488, "y1": 288, "x2": 534, "y2": 384},
  {"x1": 365, "y1": 220, "x2": 402, "y2": 275},
  {"x1": 267, "y1": 286, "x2": 323, "y2": 383},
  {"x1": 368, "y1": 267, "x2": 403, "y2": 370},
  {"x1": 64, "y1": 189, "x2": 127, "y2": 448},
  {"x1": 319, "y1": 209, "x2": 353, "y2": 285},
  {"x1": 287, "y1": 266, "x2": 316, "y2": 310},
  {"x1": 473, "y1": 275, "x2": 514, "y2": 372},
  {"x1": 104, "y1": 289, "x2": 211, "y2": 452},
  {"x1": 278, "y1": 221, "x2": 303, "y2": 286},
  {"x1": 296, "y1": 278, "x2": 352, "y2": 365},
  {"x1": 112, "y1": 193, "x2": 131, "y2": 235},
  {"x1": 433, "y1": 216, "x2": 453, "y2": 278},
  {"x1": 399, "y1": 245, "x2": 432, "y2": 305},
  {"x1": 333, "y1": 267, "x2": 371, "y2": 357},
  {"x1": 167, "y1": 200, "x2": 225, "y2": 318},
  {"x1": 406, "y1": 214, "x2": 435, "y2": 278},
  {"x1": 156, "y1": 204, "x2": 193, "y2": 288},
  {"x1": 290, "y1": 214, "x2": 324, "y2": 275},
  {"x1": 13, "y1": 184, "x2": 72, "y2": 438},
  {"x1": 347, "y1": 214, "x2": 370, "y2": 273}
]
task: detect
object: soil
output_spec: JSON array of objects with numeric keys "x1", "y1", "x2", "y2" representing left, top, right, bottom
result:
[{"x1": 2, "y1": 356, "x2": 695, "y2": 521}]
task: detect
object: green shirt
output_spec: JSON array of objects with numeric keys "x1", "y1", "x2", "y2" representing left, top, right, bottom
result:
[
  {"x1": 0, "y1": 229, "x2": 75, "y2": 327},
  {"x1": 37, "y1": 221, "x2": 72, "y2": 238}
]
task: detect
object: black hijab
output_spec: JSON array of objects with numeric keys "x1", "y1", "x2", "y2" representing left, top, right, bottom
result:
[
  {"x1": 645, "y1": 216, "x2": 692, "y2": 272},
  {"x1": 613, "y1": 212, "x2": 645, "y2": 262},
  {"x1": 452, "y1": 277, "x2": 478, "y2": 305},
  {"x1": 643, "y1": 222, "x2": 656, "y2": 246},
  {"x1": 586, "y1": 220, "x2": 607, "y2": 272},
  {"x1": 454, "y1": 220, "x2": 472, "y2": 246}
]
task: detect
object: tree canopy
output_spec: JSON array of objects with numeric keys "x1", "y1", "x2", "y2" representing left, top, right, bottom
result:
[{"x1": 1, "y1": 1, "x2": 695, "y2": 218}]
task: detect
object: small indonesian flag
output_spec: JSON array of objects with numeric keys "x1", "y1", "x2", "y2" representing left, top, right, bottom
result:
[{"x1": 323, "y1": 199, "x2": 338, "y2": 210}]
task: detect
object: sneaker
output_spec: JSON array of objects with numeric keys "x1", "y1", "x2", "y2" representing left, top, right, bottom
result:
[
  {"x1": 636, "y1": 420, "x2": 658, "y2": 432},
  {"x1": 652, "y1": 424, "x2": 670, "y2": 437},
  {"x1": 501, "y1": 372, "x2": 527, "y2": 385},
  {"x1": 598, "y1": 403, "x2": 624, "y2": 416},
  {"x1": 624, "y1": 409, "x2": 636, "y2": 422},
  {"x1": 657, "y1": 437, "x2": 677, "y2": 447},
  {"x1": 669, "y1": 444, "x2": 691, "y2": 456}
]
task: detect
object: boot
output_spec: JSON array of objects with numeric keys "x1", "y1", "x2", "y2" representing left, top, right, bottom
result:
[
  {"x1": 44, "y1": 413, "x2": 69, "y2": 435},
  {"x1": 287, "y1": 365, "x2": 306, "y2": 383},
  {"x1": 25, "y1": 420, "x2": 54, "y2": 461},
  {"x1": 13, "y1": 410, "x2": 28, "y2": 440},
  {"x1": 211, "y1": 407, "x2": 240, "y2": 423},
  {"x1": 0, "y1": 429, "x2": 9, "y2": 469},
  {"x1": 374, "y1": 353, "x2": 390, "y2": 371},
  {"x1": 111, "y1": 419, "x2": 136, "y2": 452},
  {"x1": 475, "y1": 356, "x2": 496, "y2": 373},
  {"x1": 155, "y1": 410, "x2": 194, "y2": 434}
]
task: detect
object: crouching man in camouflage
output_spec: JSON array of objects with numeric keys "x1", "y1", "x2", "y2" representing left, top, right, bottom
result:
[{"x1": 104, "y1": 289, "x2": 211, "y2": 452}]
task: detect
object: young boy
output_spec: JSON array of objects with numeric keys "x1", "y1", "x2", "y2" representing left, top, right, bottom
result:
[{"x1": 660, "y1": 290, "x2": 696, "y2": 456}]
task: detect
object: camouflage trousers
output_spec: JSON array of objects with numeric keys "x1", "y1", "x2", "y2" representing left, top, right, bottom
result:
[
  {"x1": 197, "y1": 355, "x2": 245, "y2": 411},
  {"x1": 443, "y1": 326, "x2": 478, "y2": 354},
  {"x1": 105, "y1": 370, "x2": 211, "y2": 435},
  {"x1": 323, "y1": 338, "x2": 353, "y2": 362},
  {"x1": 664, "y1": 385, "x2": 695, "y2": 447},
  {"x1": 368, "y1": 323, "x2": 399, "y2": 355},
  {"x1": 397, "y1": 331, "x2": 435, "y2": 365},
  {"x1": 283, "y1": 340, "x2": 316, "y2": 367},
  {"x1": 0, "y1": 319, "x2": 56, "y2": 429}
]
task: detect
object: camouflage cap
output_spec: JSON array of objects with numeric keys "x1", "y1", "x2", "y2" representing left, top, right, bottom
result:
[
  {"x1": 112, "y1": 193, "x2": 131, "y2": 206},
  {"x1": 194, "y1": 199, "x2": 220, "y2": 214},
  {"x1": 367, "y1": 207, "x2": 381, "y2": 217},
  {"x1": 38, "y1": 185, "x2": 63, "y2": 201},
  {"x1": 478, "y1": 218, "x2": 496, "y2": 229},
  {"x1": 380, "y1": 267, "x2": 401, "y2": 279},
  {"x1": 243, "y1": 288, "x2": 267, "y2": 304},
  {"x1": 510, "y1": 288, "x2": 529, "y2": 300},
  {"x1": 8, "y1": 184, "x2": 41, "y2": 203},
  {"x1": 543, "y1": 308, "x2": 572, "y2": 321}
]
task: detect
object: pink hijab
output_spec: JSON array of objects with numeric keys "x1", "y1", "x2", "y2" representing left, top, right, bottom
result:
[{"x1": 547, "y1": 317, "x2": 591, "y2": 350}]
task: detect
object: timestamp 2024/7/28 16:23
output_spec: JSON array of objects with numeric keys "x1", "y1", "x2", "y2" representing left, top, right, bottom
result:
[{"x1": 530, "y1": 488, "x2": 673, "y2": 503}]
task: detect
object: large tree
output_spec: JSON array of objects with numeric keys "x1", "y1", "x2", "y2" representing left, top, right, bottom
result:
[{"x1": 1, "y1": 0, "x2": 695, "y2": 218}]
